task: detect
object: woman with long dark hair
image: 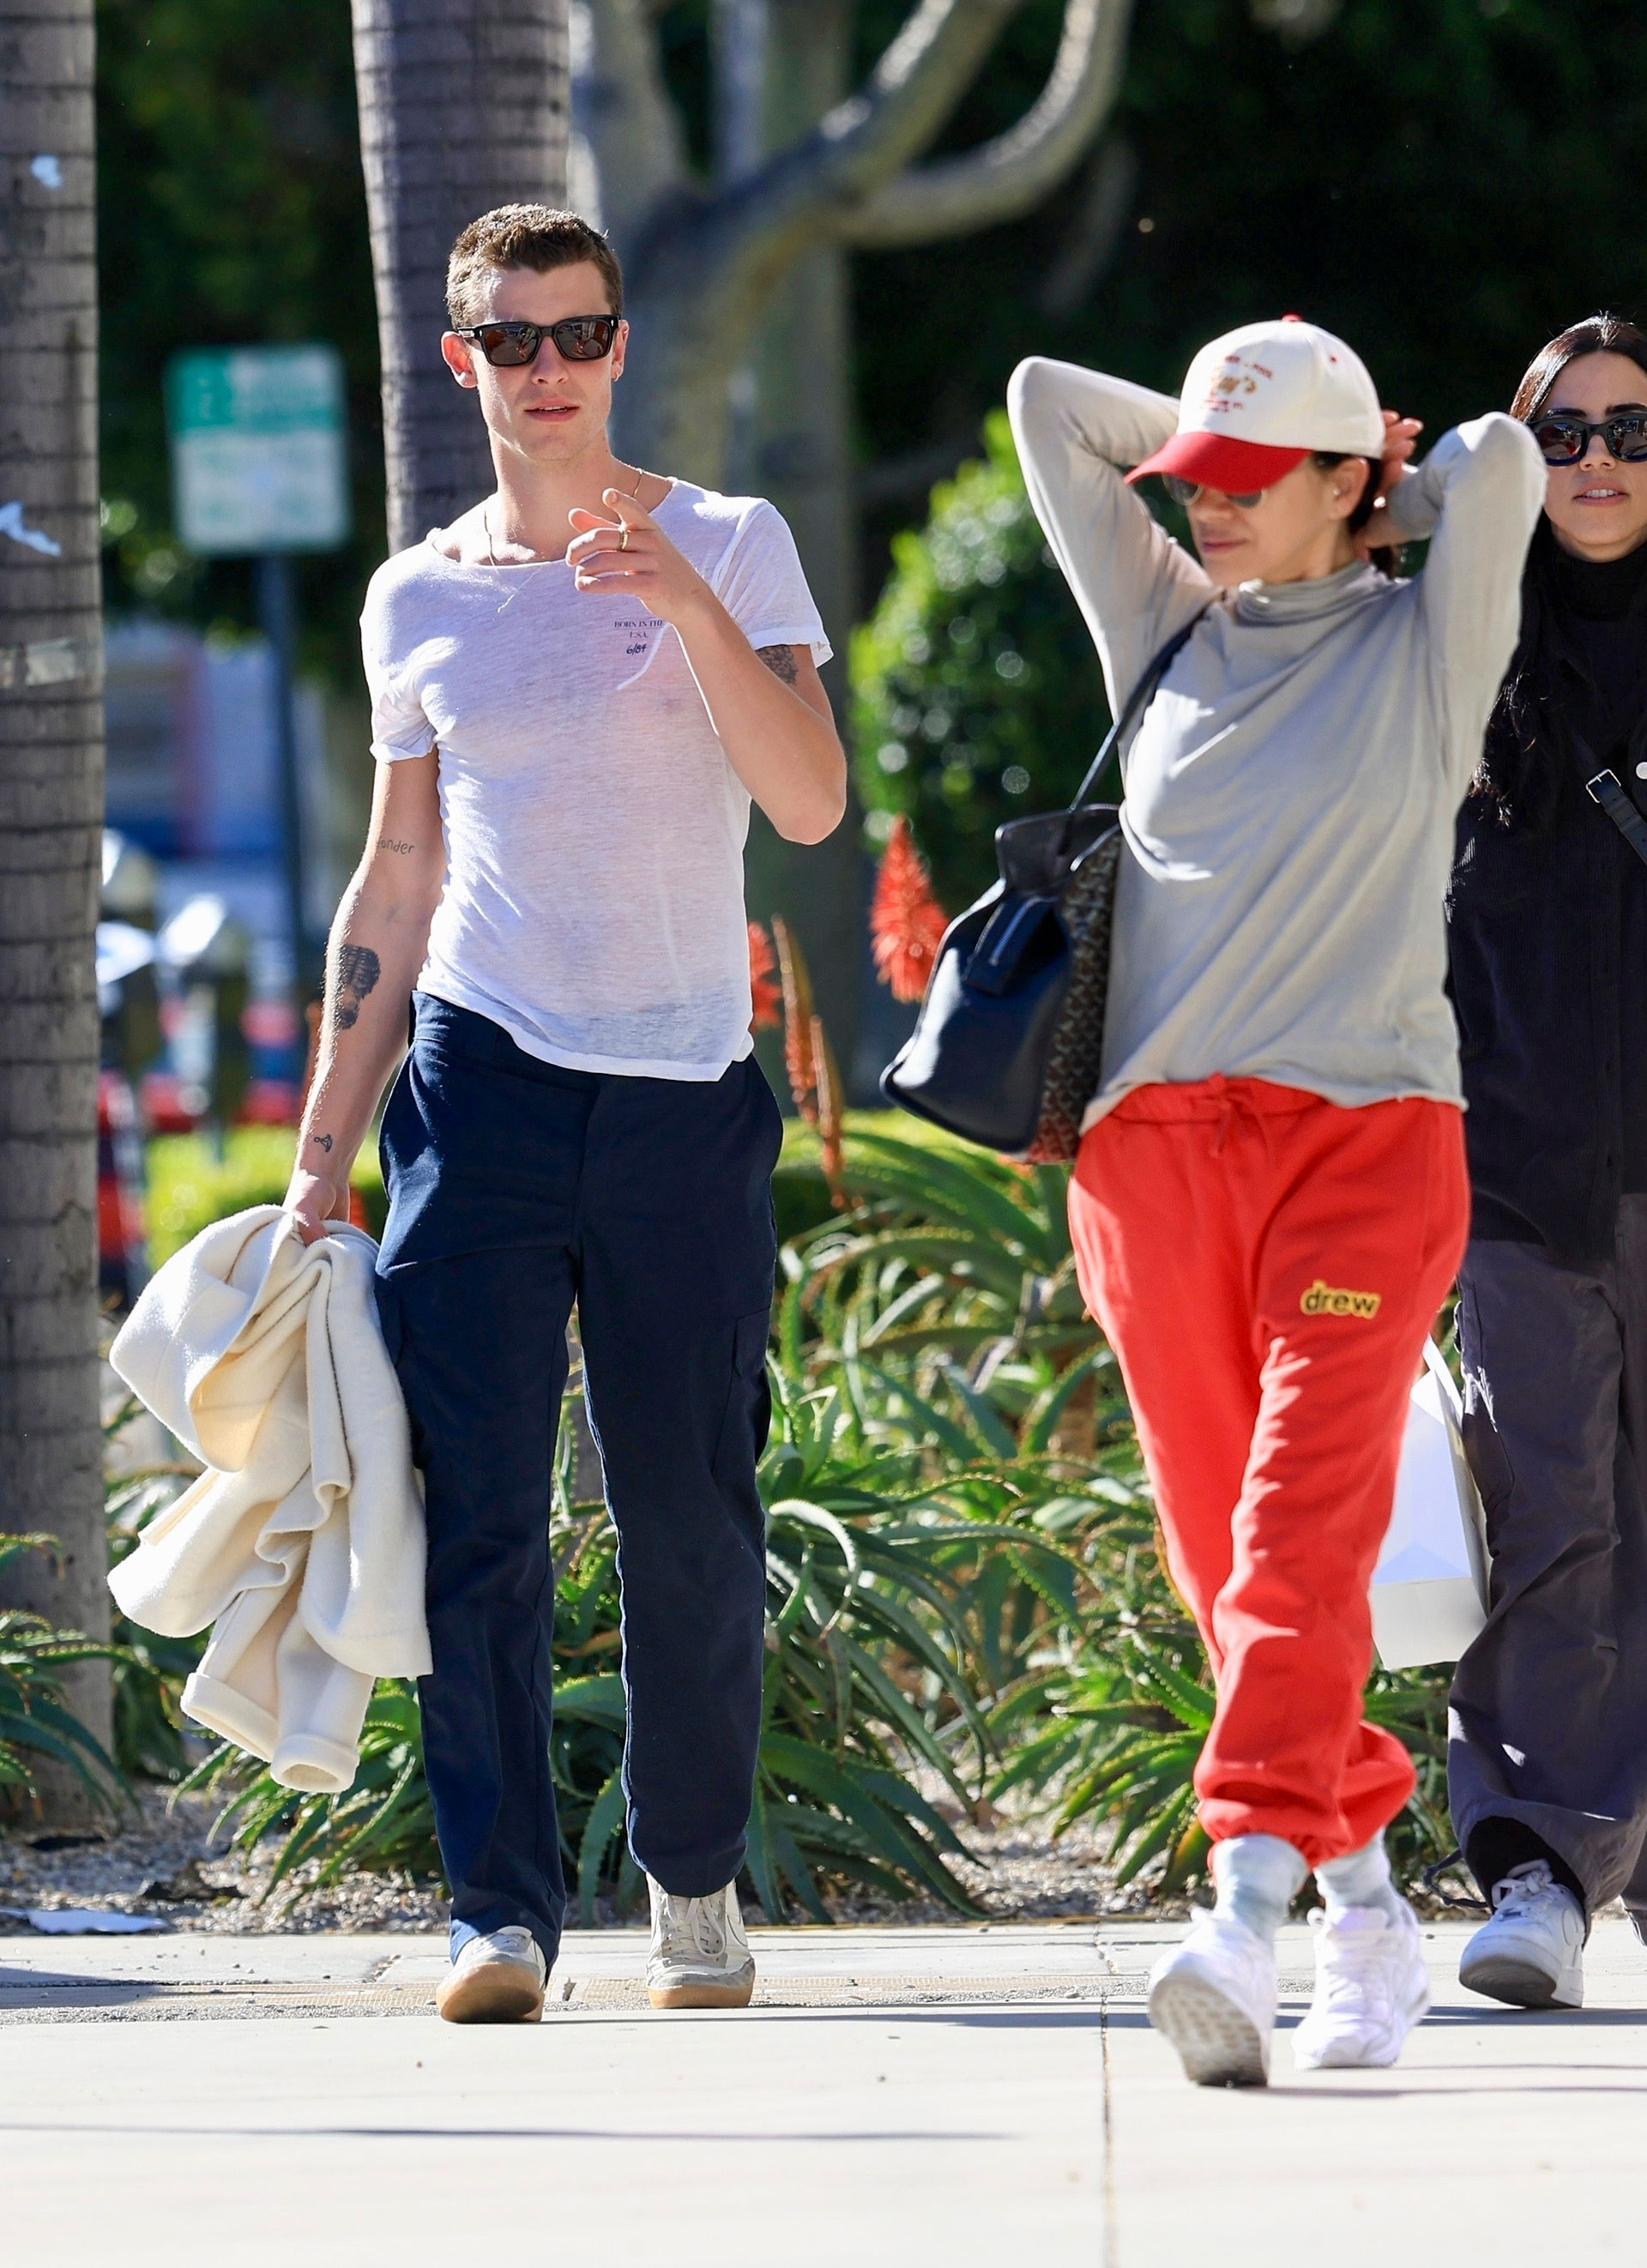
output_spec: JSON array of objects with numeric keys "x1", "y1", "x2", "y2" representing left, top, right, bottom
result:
[
  {"x1": 1008, "y1": 317, "x2": 1545, "y2": 2087},
  {"x1": 1447, "y1": 314, "x2": 1647, "y2": 2011}
]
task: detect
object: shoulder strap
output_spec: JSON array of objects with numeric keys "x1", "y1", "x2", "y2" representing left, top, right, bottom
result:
[
  {"x1": 1585, "y1": 768, "x2": 1647, "y2": 870},
  {"x1": 1068, "y1": 606, "x2": 1210, "y2": 815},
  {"x1": 1570, "y1": 722, "x2": 1647, "y2": 870}
]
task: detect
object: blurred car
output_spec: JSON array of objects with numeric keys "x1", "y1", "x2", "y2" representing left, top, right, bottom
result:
[{"x1": 98, "y1": 1067, "x2": 148, "y2": 1310}]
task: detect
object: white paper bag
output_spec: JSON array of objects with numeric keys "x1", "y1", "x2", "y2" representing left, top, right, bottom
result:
[{"x1": 1370, "y1": 1339, "x2": 1491, "y2": 1671}]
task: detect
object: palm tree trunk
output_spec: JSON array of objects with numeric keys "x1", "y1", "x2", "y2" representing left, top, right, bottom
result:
[
  {"x1": 352, "y1": 0, "x2": 570, "y2": 554},
  {"x1": 0, "y1": 0, "x2": 111, "y2": 1813}
]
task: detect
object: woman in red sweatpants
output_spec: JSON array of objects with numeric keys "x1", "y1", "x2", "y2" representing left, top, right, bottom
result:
[{"x1": 1008, "y1": 317, "x2": 1544, "y2": 2084}]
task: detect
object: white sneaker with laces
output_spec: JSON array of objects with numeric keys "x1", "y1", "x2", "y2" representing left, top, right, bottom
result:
[
  {"x1": 435, "y1": 1924, "x2": 547, "y2": 2024},
  {"x1": 1147, "y1": 1909, "x2": 1276, "y2": 2087},
  {"x1": 1291, "y1": 1901, "x2": 1430, "y2": 2071},
  {"x1": 1459, "y1": 1860, "x2": 1584, "y2": 2009},
  {"x1": 646, "y1": 1877, "x2": 756, "y2": 2009}
]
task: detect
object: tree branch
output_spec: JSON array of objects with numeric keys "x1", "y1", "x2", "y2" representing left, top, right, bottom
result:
[
  {"x1": 689, "y1": 0, "x2": 1025, "y2": 268},
  {"x1": 574, "y1": 0, "x2": 693, "y2": 243},
  {"x1": 1038, "y1": 134, "x2": 1137, "y2": 317},
  {"x1": 838, "y1": 0, "x2": 1135, "y2": 249}
]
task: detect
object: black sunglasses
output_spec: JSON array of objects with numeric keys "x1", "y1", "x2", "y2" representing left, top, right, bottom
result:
[
  {"x1": 1163, "y1": 474, "x2": 1264, "y2": 510},
  {"x1": 1532, "y1": 413, "x2": 1647, "y2": 466},
  {"x1": 454, "y1": 315, "x2": 621, "y2": 368}
]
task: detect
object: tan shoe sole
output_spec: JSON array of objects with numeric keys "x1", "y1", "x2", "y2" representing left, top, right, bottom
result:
[
  {"x1": 436, "y1": 1960, "x2": 546, "y2": 2024},
  {"x1": 647, "y1": 1974, "x2": 756, "y2": 2010}
]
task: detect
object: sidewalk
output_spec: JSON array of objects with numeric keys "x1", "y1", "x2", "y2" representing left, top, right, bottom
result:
[{"x1": 3, "y1": 1918, "x2": 1643, "y2": 2264}]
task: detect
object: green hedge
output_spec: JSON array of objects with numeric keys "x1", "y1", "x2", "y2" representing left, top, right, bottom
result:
[
  {"x1": 145, "y1": 1129, "x2": 387, "y2": 1267},
  {"x1": 850, "y1": 409, "x2": 1113, "y2": 909},
  {"x1": 145, "y1": 1109, "x2": 976, "y2": 1268}
]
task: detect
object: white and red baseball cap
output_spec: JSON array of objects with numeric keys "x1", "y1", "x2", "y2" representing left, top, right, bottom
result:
[{"x1": 1129, "y1": 314, "x2": 1383, "y2": 493}]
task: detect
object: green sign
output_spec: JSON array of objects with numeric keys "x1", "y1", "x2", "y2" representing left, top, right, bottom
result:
[{"x1": 167, "y1": 345, "x2": 350, "y2": 555}]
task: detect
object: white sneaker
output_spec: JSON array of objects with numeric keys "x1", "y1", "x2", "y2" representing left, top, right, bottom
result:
[
  {"x1": 435, "y1": 1924, "x2": 547, "y2": 2024},
  {"x1": 1147, "y1": 1909, "x2": 1276, "y2": 2087},
  {"x1": 1459, "y1": 1860, "x2": 1584, "y2": 2009},
  {"x1": 646, "y1": 1877, "x2": 756, "y2": 2009},
  {"x1": 1292, "y1": 1902, "x2": 1430, "y2": 2071}
]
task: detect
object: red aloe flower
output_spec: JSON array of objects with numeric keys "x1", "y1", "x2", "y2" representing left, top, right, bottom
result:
[
  {"x1": 810, "y1": 1012, "x2": 847, "y2": 1209},
  {"x1": 747, "y1": 920, "x2": 781, "y2": 1031},
  {"x1": 871, "y1": 816, "x2": 948, "y2": 1003}
]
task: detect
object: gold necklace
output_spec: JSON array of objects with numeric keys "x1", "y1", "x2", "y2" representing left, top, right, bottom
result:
[{"x1": 484, "y1": 462, "x2": 648, "y2": 567}]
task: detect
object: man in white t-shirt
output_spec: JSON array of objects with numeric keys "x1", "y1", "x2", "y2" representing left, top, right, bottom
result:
[{"x1": 282, "y1": 204, "x2": 844, "y2": 2024}]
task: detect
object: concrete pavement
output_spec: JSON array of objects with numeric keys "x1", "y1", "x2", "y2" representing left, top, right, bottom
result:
[{"x1": 3, "y1": 1918, "x2": 1644, "y2": 2265}]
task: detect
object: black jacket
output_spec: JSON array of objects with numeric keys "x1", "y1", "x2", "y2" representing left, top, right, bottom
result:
[{"x1": 1447, "y1": 534, "x2": 1647, "y2": 1270}]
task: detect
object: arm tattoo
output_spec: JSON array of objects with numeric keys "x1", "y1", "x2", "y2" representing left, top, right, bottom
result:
[
  {"x1": 757, "y1": 643, "x2": 799, "y2": 686},
  {"x1": 333, "y1": 943, "x2": 382, "y2": 1032},
  {"x1": 311, "y1": 1132, "x2": 334, "y2": 1153},
  {"x1": 377, "y1": 836, "x2": 414, "y2": 855}
]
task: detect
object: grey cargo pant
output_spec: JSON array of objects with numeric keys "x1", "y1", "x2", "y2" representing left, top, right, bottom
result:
[{"x1": 1448, "y1": 1199, "x2": 1647, "y2": 1918}]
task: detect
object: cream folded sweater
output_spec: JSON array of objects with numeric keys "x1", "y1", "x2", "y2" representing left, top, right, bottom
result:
[{"x1": 109, "y1": 1207, "x2": 431, "y2": 1794}]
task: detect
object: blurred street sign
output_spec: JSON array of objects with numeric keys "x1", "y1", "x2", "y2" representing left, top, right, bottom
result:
[{"x1": 166, "y1": 345, "x2": 349, "y2": 554}]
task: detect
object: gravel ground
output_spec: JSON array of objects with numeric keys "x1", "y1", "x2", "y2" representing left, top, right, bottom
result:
[
  {"x1": 0, "y1": 1782, "x2": 1178, "y2": 1936},
  {"x1": 0, "y1": 1784, "x2": 446, "y2": 1936},
  {"x1": 2, "y1": 1788, "x2": 1517, "y2": 1936}
]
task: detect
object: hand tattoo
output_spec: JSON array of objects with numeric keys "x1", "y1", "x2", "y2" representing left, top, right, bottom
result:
[
  {"x1": 311, "y1": 1132, "x2": 334, "y2": 1154},
  {"x1": 334, "y1": 943, "x2": 381, "y2": 1032},
  {"x1": 757, "y1": 644, "x2": 799, "y2": 686}
]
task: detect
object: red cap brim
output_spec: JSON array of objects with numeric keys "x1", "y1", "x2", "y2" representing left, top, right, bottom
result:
[{"x1": 1125, "y1": 432, "x2": 1311, "y2": 492}]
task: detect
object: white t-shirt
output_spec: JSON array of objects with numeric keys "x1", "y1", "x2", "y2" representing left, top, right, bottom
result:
[{"x1": 360, "y1": 480, "x2": 830, "y2": 1081}]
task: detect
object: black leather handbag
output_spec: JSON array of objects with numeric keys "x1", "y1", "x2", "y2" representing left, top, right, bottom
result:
[{"x1": 880, "y1": 613, "x2": 1204, "y2": 1161}]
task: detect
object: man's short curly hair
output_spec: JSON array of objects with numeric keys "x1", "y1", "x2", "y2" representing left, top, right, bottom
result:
[{"x1": 446, "y1": 205, "x2": 624, "y2": 326}]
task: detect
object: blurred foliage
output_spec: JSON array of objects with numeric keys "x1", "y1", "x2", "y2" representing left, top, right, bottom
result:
[
  {"x1": 850, "y1": 412, "x2": 1109, "y2": 908},
  {"x1": 144, "y1": 1128, "x2": 388, "y2": 1265},
  {"x1": 95, "y1": 0, "x2": 1647, "y2": 711},
  {"x1": 142, "y1": 1110, "x2": 972, "y2": 1267},
  {"x1": 96, "y1": 0, "x2": 383, "y2": 682},
  {"x1": 854, "y1": 0, "x2": 1647, "y2": 475}
]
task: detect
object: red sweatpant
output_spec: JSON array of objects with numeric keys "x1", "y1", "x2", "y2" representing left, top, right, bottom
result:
[{"x1": 1069, "y1": 1077, "x2": 1469, "y2": 1869}]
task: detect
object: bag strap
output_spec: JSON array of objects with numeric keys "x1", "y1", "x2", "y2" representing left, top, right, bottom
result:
[
  {"x1": 1566, "y1": 722, "x2": 1647, "y2": 871},
  {"x1": 1068, "y1": 606, "x2": 1210, "y2": 815},
  {"x1": 1584, "y1": 768, "x2": 1647, "y2": 871}
]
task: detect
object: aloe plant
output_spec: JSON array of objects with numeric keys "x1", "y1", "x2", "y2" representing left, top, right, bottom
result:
[
  {"x1": 0, "y1": 1535, "x2": 124, "y2": 1812},
  {"x1": 787, "y1": 1125, "x2": 1457, "y2": 1898},
  {"x1": 182, "y1": 1355, "x2": 1090, "y2": 1918},
  {"x1": 116, "y1": 1119, "x2": 1457, "y2": 1909}
]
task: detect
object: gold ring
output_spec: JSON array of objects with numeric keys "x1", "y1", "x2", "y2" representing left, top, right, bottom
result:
[{"x1": 618, "y1": 525, "x2": 630, "y2": 552}]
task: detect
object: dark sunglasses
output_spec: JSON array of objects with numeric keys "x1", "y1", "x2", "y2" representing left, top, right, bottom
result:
[
  {"x1": 454, "y1": 314, "x2": 620, "y2": 367},
  {"x1": 1163, "y1": 474, "x2": 1264, "y2": 510},
  {"x1": 1532, "y1": 413, "x2": 1647, "y2": 466}
]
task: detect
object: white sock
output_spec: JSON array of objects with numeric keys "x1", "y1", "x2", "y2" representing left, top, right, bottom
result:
[
  {"x1": 1315, "y1": 1835, "x2": 1407, "y2": 1925},
  {"x1": 1210, "y1": 1833, "x2": 1308, "y2": 1948}
]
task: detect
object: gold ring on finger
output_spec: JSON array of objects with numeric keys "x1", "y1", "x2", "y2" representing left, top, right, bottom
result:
[{"x1": 619, "y1": 526, "x2": 630, "y2": 552}]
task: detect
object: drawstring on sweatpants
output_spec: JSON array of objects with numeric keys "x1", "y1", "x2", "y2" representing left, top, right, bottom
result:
[{"x1": 1207, "y1": 1078, "x2": 1277, "y2": 1170}]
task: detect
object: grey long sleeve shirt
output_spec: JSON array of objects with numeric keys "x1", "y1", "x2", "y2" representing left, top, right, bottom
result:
[{"x1": 1005, "y1": 358, "x2": 1547, "y2": 1128}]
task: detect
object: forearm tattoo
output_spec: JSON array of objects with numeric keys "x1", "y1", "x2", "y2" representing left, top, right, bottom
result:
[
  {"x1": 333, "y1": 943, "x2": 381, "y2": 1032},
  {"x1": 757, "y1": 644, "x2": 799, "y2": 686},
  {"x1": 311, "y1": 1131, "x2": 333, "y2": 1153}
]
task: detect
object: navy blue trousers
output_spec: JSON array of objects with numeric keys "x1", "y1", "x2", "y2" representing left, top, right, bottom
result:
[{"x1": 375, "y1": 995, "x2": 781, "y2": 1963}]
